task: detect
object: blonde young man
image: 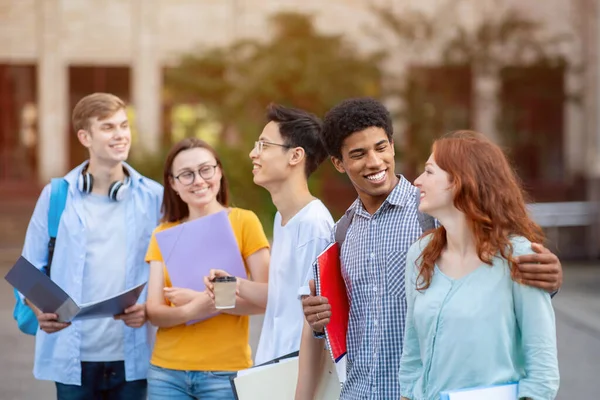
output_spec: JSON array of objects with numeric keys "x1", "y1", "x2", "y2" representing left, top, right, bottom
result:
[{"x1": 21, "y1": 93, "x2": 163, "y2": 399}]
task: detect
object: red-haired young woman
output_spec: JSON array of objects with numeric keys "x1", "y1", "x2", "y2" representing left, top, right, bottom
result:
[{"x1": 399, "y1": 131, "x2": 559, "y2": 400}]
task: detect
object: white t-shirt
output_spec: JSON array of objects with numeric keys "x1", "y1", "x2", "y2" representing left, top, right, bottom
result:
[
  {"x1": 254, "y1": 199, "x2": 334, "y2": 365},
  {"x1": 80, "y1": 193, "x2": 127, "y2": 361}
]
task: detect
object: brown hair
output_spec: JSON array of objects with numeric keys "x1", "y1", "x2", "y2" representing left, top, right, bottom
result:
[
  {"x1": 72, "y1": 92, "x2": 126, "y2": 132},
  {"x1": 416, "y1": 130, "x2": 545, "y2": 290},
  {"x1": 161, "y1": 138, "x2": 230, "y2": 223}
]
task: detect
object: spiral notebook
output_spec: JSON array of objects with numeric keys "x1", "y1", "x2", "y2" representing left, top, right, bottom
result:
[{"x1": 312, "y1": 241, "x2": 350, "y2": 364}]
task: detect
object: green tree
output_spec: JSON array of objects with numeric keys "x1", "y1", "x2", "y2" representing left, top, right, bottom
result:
[
  {"x1": 155, "y1": 12, "x2": 384, "y2": 231},
  {"x1": 371, "y1": 1, "x2": 574, "y2": 179}
]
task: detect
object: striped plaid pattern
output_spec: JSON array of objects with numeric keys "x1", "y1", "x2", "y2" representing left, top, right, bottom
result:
[{"x1": 339, "y1": 176, "x2": 424, "y2": 400}]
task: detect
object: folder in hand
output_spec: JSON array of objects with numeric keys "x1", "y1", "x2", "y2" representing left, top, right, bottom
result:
[
  {"x1": 5, "y1": 256, "x2": 146, "y2": 322},
  {"x1": 155, "y1": 210, "x2": 247, "y2": 289},
  {"x1": 440, "y1": 382, "x2": 518, "y2": 400},
  {"x1": 155, "y1": 210, "x2": 247, "y2": 324},
  {"x1": 313, "y1": 242, "x2": 350, "y2": 363},
  {"x1": 231, "y1": 350, "x2": 341, "y2": 400}
]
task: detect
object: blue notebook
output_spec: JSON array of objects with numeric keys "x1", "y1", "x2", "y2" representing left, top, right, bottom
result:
[
  {"x1": 5, "y1": 256, "x2": 146, "y2": 322},
  {"x1": 440, "y1": 382, "x2": 518, "y2": 400}
]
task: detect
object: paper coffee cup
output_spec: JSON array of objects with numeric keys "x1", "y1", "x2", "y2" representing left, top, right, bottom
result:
[{"x1": 213, "y1": 276, "x2": 237, "y2": 309}]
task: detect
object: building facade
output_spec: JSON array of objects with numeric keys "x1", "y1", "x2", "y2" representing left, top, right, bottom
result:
[{"x1": 0, "y1": 0, "x2": 599, "y2": 202}]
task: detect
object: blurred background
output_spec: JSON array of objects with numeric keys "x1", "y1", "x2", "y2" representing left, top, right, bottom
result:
[{"x1": 0, "y1": 0, "x2": 598, "y2": 399}]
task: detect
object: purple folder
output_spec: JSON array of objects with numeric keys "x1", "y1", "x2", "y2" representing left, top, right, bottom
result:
[{"x1": 155, "y1": 210, "x2": 247, "y2": 322}]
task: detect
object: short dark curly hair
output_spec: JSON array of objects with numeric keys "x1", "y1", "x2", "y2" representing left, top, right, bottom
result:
[{"x1": 321, "y1": 97, "x2": 393, "y2": 160}]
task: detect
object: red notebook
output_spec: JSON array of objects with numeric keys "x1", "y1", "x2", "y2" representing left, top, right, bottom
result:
[{"x1": 313, "y1": 242, "x2": 350, "y2": 363}]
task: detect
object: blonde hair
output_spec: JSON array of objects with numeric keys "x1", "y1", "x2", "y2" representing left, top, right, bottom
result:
[{"x1": 72, "y1": 92, "x2": 126, "y2": 132}]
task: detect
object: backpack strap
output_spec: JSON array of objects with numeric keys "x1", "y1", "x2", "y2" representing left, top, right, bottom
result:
[
  {"x1": 334, "y1": 208, "x2": 355, "y2": 245},
  {"x1": 414, "y1": 188, "x2": 436, "y2": 232},
  {"x1": 46, "y1": 178, "x2": 69, "y2": 276}
]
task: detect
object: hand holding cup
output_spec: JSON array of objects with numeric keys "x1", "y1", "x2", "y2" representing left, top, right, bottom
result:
[{"x1": 204, "y1": 269, "x2": 238, "y2": 309}]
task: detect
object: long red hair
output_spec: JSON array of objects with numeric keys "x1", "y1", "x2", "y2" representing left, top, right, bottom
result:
[{"x1": 416, "y1": 130, "x2": 545, "y2": 290}]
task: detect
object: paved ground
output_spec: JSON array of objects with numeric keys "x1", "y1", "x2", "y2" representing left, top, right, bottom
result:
[{"x1": 0, "y1": 250, "x2": 598, "y2": 399}]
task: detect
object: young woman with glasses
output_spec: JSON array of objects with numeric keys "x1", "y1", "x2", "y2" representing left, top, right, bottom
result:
[{"x1": 144, "y1": 137, "x2": 270, "y2": 399}]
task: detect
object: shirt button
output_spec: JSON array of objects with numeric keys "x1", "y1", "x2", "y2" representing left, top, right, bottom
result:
[
  {"x1": 373, "y1": 286, "x2": 378, "y2": 293},
  {"x1": 370, "y1": 252, "x2": 375, "y2": 259}
]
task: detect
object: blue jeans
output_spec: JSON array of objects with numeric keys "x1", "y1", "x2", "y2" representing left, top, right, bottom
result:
[
  {"x1": 55, "y1": 361, "x2": 147, "y2": 400},
  {"x1": 147, "y1": 364, "x2": 237, "y2": 400}
]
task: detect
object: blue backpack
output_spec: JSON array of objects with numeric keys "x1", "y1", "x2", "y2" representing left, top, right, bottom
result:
[{"x1": 13, "y1": 178, "x2": 69, "y2": 335}]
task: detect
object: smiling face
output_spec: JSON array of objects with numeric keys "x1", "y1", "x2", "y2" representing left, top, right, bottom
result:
[
  {"x1": 77, "y1": 108, "x2": 131, "y2": 166},
  {"x1": 414, "y1": 152, "x2": 454, "y2": 218},
  {"x1": 169, "y1": 147, "x2": 223, "y2": 210},
  {"x1": 332, "y1": 127, "x2": 397, "y2": 207},
  {"x1": 249, "y1": 121, "x2": 295, "y2": 189}
]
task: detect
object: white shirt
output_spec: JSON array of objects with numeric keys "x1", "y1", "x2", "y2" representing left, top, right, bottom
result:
[
  {"x1": 80, "y1": 193, "x2": 127, "y2": 361},
  {"x1": 254, "y1": 200, "x2": 334, "y2": 365}
]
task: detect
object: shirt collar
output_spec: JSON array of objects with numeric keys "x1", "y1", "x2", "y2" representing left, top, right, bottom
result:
[{"x1": 347, "y1": 174, "x2": 416, "y2": 218}]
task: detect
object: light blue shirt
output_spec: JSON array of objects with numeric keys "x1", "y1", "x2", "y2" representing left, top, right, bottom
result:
[
  {"x1": 399, "y1": 235, "x2": 560, "y2": 400},
  {"x1": 80, "y1": 193, "x2": 127, "y2": 361},
  {"x1": 21, "y1": 161, "x2": 163, "y2": 385}
]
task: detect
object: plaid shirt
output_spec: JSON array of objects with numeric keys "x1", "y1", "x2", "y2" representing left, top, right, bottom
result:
[{"x1": 339, "y1": 176, "x2": 424, "y2": 400}]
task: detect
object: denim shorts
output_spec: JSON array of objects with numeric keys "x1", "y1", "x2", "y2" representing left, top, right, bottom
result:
[{"x1": 147, "y1": 364, "x2": 237, "y2": 400}]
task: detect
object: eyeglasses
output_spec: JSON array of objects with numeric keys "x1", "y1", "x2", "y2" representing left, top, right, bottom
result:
[
  {"x1": 254, "y1": 140, "x2": 292, "y2": 155},
  {"x1": 174, "y1": 165, "x2": 218, "y2": 186}
]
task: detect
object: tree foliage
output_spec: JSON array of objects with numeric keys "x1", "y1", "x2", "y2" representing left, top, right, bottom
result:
[
  {"x1": 371, "y1": 0, "x2": 574, "y2": 178},
  {"x1": 158, "y1": 12, "x2": 384, "y2": 231}
]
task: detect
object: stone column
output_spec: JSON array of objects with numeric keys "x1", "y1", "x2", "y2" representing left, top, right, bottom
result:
[
  {"x1": 591, "y1": 0, "x2": 600, "y2": 259},
  {"x1": 36, "y1": 0, "x2": 67, "y2": 183},
  {"x1": 132, "y1": 0, "x2": 161, "y2": 155},
  {"x1": 473, "y1": 68, "x2": 500, "y2": 143}
]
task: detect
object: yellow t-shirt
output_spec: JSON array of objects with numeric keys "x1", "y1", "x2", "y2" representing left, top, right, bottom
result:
[{"x1": 145, "y1": 207, "x2": 269, "y2": 371}]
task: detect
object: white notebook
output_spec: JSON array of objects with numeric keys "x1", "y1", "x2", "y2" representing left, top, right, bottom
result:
[
  {"x1": 440, "y1": 383, "x2": 518, "y2": 400},
  {"x1": 232, "y1": 350, "x2": 341, "y2": 400}
]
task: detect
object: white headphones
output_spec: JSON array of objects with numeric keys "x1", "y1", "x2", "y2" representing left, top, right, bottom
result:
[{"x1": 77, "y1": 164, "x2": 131, "y2": 201}]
